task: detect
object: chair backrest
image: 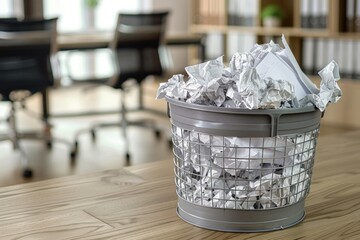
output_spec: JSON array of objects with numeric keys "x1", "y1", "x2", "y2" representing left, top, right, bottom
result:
[
  {"x1": 109, "y1": 12, "x2": 169, "y2": 88},
  {"x1": 0, "y1": 18, "x2": 57, "y2": 100}
]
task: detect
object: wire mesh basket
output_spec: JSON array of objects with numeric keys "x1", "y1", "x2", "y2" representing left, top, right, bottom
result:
[{"x1": 166, "y1": 97, "x2": 323, "y2": 232}]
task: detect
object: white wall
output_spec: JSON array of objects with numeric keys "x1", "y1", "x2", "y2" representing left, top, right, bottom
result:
[{"x1": 150, "y1": 0, "x2": 189, "y2": 34}]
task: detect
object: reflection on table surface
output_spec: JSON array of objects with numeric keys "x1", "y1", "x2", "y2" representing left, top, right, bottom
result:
[{"x1": 58, "y1": 31, "x2": 205, "y2": 50}]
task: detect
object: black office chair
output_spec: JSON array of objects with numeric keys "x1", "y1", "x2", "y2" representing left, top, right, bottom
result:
[
  {"x1": 0, "y1": 18, "x2": 74, "y2": 178},
  {"x1": 71, "y1": 12, "x2": 171, "y2": 162}
]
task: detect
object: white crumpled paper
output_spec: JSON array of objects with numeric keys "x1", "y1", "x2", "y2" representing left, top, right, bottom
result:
[
  {"x1": 299, "y1": 61, "x2": 342, "y2": 111},
  {"x1": 173, "y1": 126, "x2": 318, "y2": 209},
  {"x1": 157, "y1": 35, "x2": 342, "y2": 111},
  {"x1": 164, "y1": 36, "x2": 339, "y2": 209}
]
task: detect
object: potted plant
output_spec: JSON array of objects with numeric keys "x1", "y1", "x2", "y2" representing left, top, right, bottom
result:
[
  {"x1": 85, "y1": 0, "x2": 100, "y2": 8},
  {"x1": 84, "y1": 0, "x2": 100, "y2": 31},
  {"x1": 261, "y1": 4, "x2": 284, "y2": 28}
]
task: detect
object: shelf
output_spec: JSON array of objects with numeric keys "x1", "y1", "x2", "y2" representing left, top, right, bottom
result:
[
  {"x1": 188, "y1": 0, "x2": 360, "y2": 129},
  {"x1": 190, "y1": 24, "x2": 342, "y2": 38},
  {"x1": 331, "y1": 32, "x2": 360, "y2": 39}
]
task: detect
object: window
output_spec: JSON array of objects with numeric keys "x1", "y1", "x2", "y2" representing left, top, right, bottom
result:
[
  {"x1": 43, "y1": 1, "x2": 144, "y2": 82},
  {"x1": 0, "y1": 0, "x2": 14, "y2": 18},
  {"x1": 44, "y1": 0, "x2": 85, "y2": 32},
  {"x1": 44, "y1": 0, "x2": 142, "y2": 33},
  {"x1": 94, "y1": 0, "x2": 141, "y2": 31}
]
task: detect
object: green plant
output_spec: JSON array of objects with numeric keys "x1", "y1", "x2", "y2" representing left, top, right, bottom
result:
[
  {"x1": 85, "y1": 0, "x2": 100, "y2": 8},
  {"x1": 261, "y1": 4, "x2": 284, "y2": 19}
]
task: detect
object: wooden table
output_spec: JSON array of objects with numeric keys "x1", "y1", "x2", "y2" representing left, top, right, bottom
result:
[
  {"x1": 57, "y1": 32, "x2": 205, "y2": 56},
  {"x1": 37, "y1": 32, "x2": 205, "y2": 120},
  {"x1": 0, "y1": 131, "x2": 359, "y2": 239}
]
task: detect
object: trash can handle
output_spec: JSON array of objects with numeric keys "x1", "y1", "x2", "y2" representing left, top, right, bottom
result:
[{"x1": 270, "y1": 113, "x2": 281, "y2": 137}]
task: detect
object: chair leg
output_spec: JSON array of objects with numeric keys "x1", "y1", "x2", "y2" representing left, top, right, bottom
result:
[
  {"x1": 71, "y1": 83, "x2": 171, "y2": 163},
  {"x1": 136, "y1": 83, "x2": 171, "y2": 142},
  {"x1": 20, "y1": 100, "x2": 54, "y2": 149},
  {"x1": 2, "y1": 102, "x2": 75, "y2": 177},
  {"x1": 72, "y1": 127, "x2": 95, "y2": 161},
  {"x1": 17, "y1": 147, "x2": 33, "y2": 178},
  {"x1": 121, "y1": 93, "x2": 130, "y2": 164},
  {"x1": 44, "y1": 122, "x2": 53, "y2": 149},
  {"x1": 7, "y1": 103, "x2": 33, "y2": 178},
  {"x1": 74, "y1": 92, "x2": 132, "y2": 163}
]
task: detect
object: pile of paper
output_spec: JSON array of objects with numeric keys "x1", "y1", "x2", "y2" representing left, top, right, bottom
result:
[
  {"x1": 174, "y1": 126, "x2": 317, "y2": 209},
  {"x1": 160, "y1": 35, "x2": 339, "y2": 209},
  {"x1": 157, "y1": 35, "x2": 341, "y2": 111}
]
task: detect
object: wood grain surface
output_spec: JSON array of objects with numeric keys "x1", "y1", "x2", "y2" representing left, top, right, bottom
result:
[{"x1": 0, "y1": 131, "x2": 359, "y2": 240}]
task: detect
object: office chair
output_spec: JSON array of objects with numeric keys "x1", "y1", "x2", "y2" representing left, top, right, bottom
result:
[
  {"x1": 0, "y1": 18, "x2": 75, "y2": 178},
  {"x1": 70, "y1": 12, "x2": 171, "y2": 162}
]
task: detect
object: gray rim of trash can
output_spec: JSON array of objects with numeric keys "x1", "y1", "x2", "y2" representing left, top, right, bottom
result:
[
  {"x1": 177, "y1": 197, "x2": 306, "y2": 232},
  {"x1": 166, "y1": 97, "x2": 323, "y2": 137}
]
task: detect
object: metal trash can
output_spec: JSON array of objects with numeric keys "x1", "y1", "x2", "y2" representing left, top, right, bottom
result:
[{"x1": 166, "y1": 97, "x2": 323, "y2": 232}]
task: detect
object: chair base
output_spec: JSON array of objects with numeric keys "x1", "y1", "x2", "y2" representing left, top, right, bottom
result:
[
  {"x1": 22, "y1": 167, "x2": 33, "y2": 178},
  {"x1": 0, "y1": 133, "x2": 76, "y2": 177},
  {"x1": 0, "y1": 102, "x2": 76, "y2": 178},
  {"x1": 73, "y1": 117, "x2": 163, "y2": 162}
]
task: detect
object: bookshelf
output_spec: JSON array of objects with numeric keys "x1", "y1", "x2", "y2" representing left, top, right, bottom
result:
[{"x1": 189, "y1": 0, "x2": 360, "y2": 128}]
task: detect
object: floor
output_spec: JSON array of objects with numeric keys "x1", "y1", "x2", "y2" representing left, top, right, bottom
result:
[
  {"x1": 0, "y1": 80, "x2": 172, "y2": 187},
  {"x1": 0, "y1": 80, "x2": 355, "y2": 187}
]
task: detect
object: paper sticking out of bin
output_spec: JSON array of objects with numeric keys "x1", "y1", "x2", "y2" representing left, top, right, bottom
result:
[
  {"x1": 281, "y1": 35, "x2": 320, "y2": 94},
  {"x1": 156, "y1": 34, "x2": 342, "y2": 112},
  {"x1": 255, "y1": 51, "x2": 309, "y2": 100}
]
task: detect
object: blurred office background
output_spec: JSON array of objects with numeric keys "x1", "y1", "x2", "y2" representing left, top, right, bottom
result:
[{"x1": 0, "y1": 0, "x2": 357, "y2": 186}]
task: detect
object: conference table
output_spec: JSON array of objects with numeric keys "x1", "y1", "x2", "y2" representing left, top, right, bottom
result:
[
  {"x1": 38, "y1": 32, "x2": 205, "y2": 120},
  {"x1": 0, "y1": 131, "x2": 359, "y2": 239},
  {"x1": 57, "y1": 31, "x2": 205, "y2": 54}
]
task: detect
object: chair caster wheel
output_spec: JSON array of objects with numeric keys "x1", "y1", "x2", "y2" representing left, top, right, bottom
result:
[
  {"x1": 125, "y1": 153, "x2": 131, "y2": 166},
  {"x1": 155, "y1": 130, "x2": 161, "y2": 139},
  {"x1": 46, "y1": 141, "x2": 52, "y2": 149},
  {"x1": 70, "y1": 150, "x2": 77, "y2": 163},
  {"x1": 70, "y1": 141, "x2": 79, "y2": 162},
  {"x1": 125, "y1": 153, "x2": 131, "y2": 161},
  {"x1": 91, "y1": 130, "x2": 96, "y2": 142},
  {"x1": 74, "y1": 141, "x2": 79, "y2": 151},
  {"x1": 23, "y1": 168, "x2": 33, "y2": 178}
]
